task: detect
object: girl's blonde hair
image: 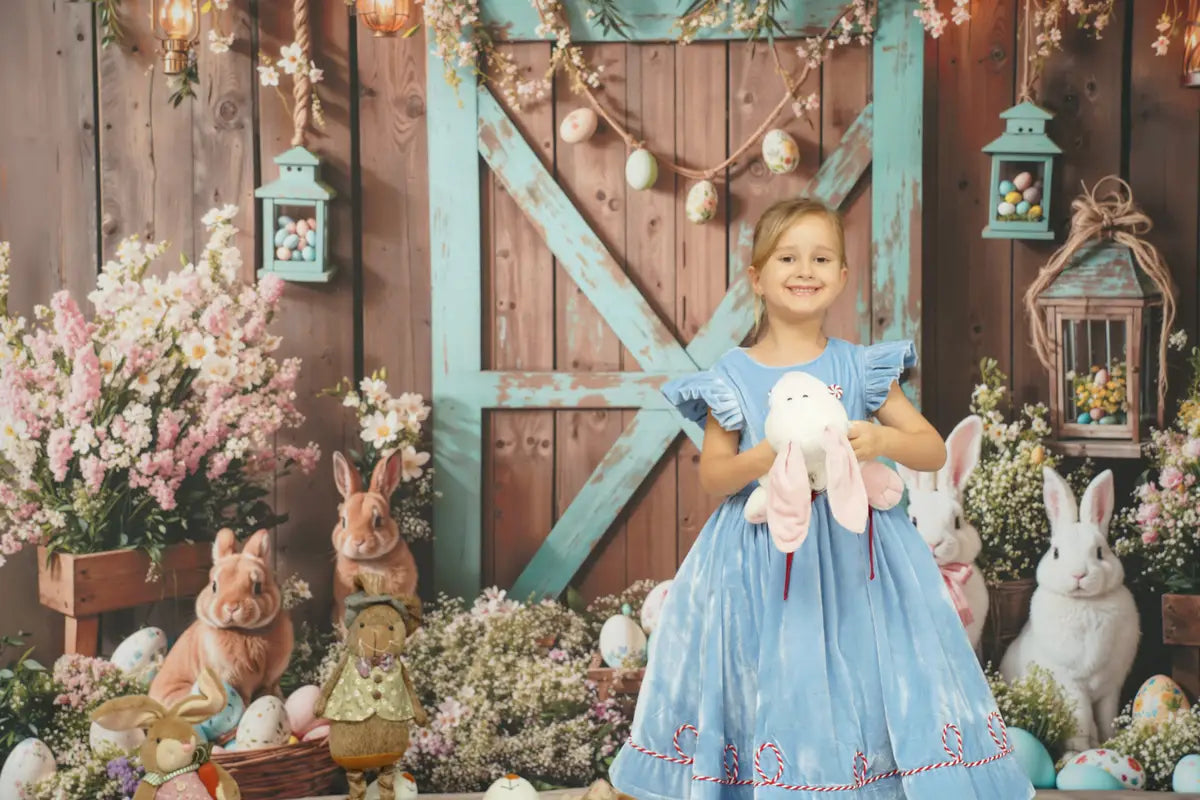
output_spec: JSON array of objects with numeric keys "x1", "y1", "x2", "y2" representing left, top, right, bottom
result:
[{"x1": 749, "y1": 198, "x2": 846, "y2": 339}]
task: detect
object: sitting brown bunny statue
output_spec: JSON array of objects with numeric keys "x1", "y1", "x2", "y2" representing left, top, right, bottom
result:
[
  {"x1": 314, "y1": 572, "x2": 428, "y2": 800},
  {"x1": 91, "y1": 667, "x2": 240, "y2": 800}
]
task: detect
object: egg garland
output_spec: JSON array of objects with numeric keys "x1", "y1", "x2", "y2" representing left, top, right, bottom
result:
[
  {"x1": 599, "y1": 602, "x2": 648, "y2": 668},
  {"x1": 272, "y1": 214, "x2": 319, "y2": 263},
  {"x1": 761, "y1": 128, "x2": 800, "y2": 174},
  {"x1": 685, "y1": 180, "x2": 718, "y2": 224},
  {"x1": 995, "y1": 172, "x2": 1044, "y2": 222},
  {"x1": 624, "y1": 149, "x2": 658, "y2": 191},
  {"x1": 560, "y1": 107, "x2": 599, "y2": 144}
]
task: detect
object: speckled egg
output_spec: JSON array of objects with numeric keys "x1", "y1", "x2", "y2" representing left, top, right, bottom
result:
[
  {"x1": 997, "y1": 201, "x2": 1016, "y2": 216},
  {"x1": 1069, "y1": 748, "x2": 1146, "y2": 789},
  {"x1": 285, "y1": 685, "x2": 324, "y2": 737},
  {"x1": 110, "y1": 627, "x2": 168, "y2": 686},
  {"x1": 1173, "y1": 753, "x2": 1200, "y2": 792},
  {"x1": 1056, "y1": 762, "x2": 1125, "y2": 790},
  {"x1": 483, "y1": 774, "x2": 539, "y2": 800},
  {"x1": 685, "y1": 180, "x2": 718, "y2": 224},
  {"x1": 599, "y1": 611, "x2": 647, "y2": 668},
  {"x1": 559, "y1": 108, "x2": 599, "y2": 144},
  {"x1": 1007, "y1": 727, "x2": 1056, "y2": 788},
  {"x1": 0, "y1": 739, "x2": 57, "y2": 798},
  {"x1": 998, "y1": 179, "x2": 1016, "y2": 196},
  {"x1": 640, "y1": 579, "x2": 673, "y2": 634},
  {"x1": 762, "y1": 129, "x2": 800, "y2": 174},
  {"x1": 1013, "y1": 171, "x2": 1034, "y2": 191},
  {"x1": 192, "y1": 679, "x2": 244, "y2": 741},
  {"x1": 89, "y1": 721, "x2": 145, "y2": 757},
  {"x1": 1133, "y1": 674, "x2": 1191, "y2": 728},
  {"x1": 624, "y1": 149, "x2": 658, "y2": 191},
  {"x1": 235, "y1": 696, "x2": 290, "y2": 750}
]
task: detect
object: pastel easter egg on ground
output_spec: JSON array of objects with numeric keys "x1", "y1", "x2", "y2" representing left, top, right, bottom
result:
[
  {"x1": 110, "y1": 627, "x2": 167, "y2": 682},
  {"x1": 1006, "y1": 727, "x2": 1056, "y2": 788},
  {"x1": 761, "y1": 129, "x2": 800, "y2": 174},
  {"x1": 599, "y1": 613, "x2": 647, "y2": 668},
  {"x1": 285, "y1": 685, "x2": 324, "y2": 737},
  {"x1": 0, "y1": 738, "x2": 57, "y2": 798},
  {"x1": 1174, "y1": 753, "x2": 1200, "y2": 792},
  {"x1": 1070, "y1": 748, "x2": 1145, "y2": 789},
  {"x1": 624, "y1": 149, "x2": 658, "y2": 191},
  {"x1": 1056, "y1": 762, "x2": 1125, "y2": 790},
  {"x1": 483, "y1": 774, "x2": 539, "y2": 800},
  {"x1": 1133, "y1": 673, "x2": 1191, "y2": 727},
  {"x1": 89, "y1": 720, "x2": 145, "y2": 756},
  {"x1": 191, "y1": 679, "x2": 244, "y2": 740},
  {"x1": 559, "y1": 107, "x2": 599, "y2": 143},
  {"x1": 640, "y1": 579, "x2": 673, "y2": 634},
  {"x1": 235, "y1": 695, "x2": 290, "y2": 750},
  {"x1": 685, "y1": 181, "x2": 718, "y2": 224}
]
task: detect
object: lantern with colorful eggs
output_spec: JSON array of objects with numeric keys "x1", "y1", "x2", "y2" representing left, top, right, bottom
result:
[
  {"x1": 255, "y1": 146, "x2": 336, "y2": 283},
  {"x1": 1184, "y1": 0, "x2": 1200, "y2": 87},
  {"x1": 981, "y1": 101, "x2": 1060, "y2": 241}
]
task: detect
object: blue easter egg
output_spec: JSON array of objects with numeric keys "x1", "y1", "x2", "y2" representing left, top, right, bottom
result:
[
  {"x1": 1007, "y1": 727, "x2": 1056, "y2": 788},
  {"x1": 999, "y1": 180, "x2": 1016, "y2": 196},
  {"x1": 1174, "y1": 753, "x2": 1200, "y2": 792},
  {"x1": 277, "y1": 215, "x2": 294, "y2": 228},
  {"x1": 1099, "y1": 415, "x2": 1118, "y2": 425},
  {"x1": 190, "y1": 679, "x2": 245, "y2": 740},
  {"x1": 1077, "y1": 412, "x2": 1093, "y2": 424},
  {"x1": 1056, "y1": 762, "x2": 1125, "y2": 790},
  {"x1": 274, "y1": 228, "x2": 288, "y2": 246},
  {"x1": 301, "y1": 246, "x2": 315, "y2": 261},
  {"x1": 283, "y1": 233, "x2": 300, "y2": 250},
  {"x1": 1016, "y1": 201, "x2": 1031, "y2": 215}
]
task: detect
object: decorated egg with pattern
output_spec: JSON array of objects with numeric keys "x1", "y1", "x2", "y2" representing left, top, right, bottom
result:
[
  {"x1": 624, "y1": 149, "x2": 658, "y2": 191},
  {"x1": 191, "y1": 678, "x2": 244, "y2": 740},
  {"x1": 761, "y1": 129, "x2": 800, "y2": 174},
  {"x1": 599, "y1": 611, "x2": 647, "y2": 668},
  {"x1": 235, "y1": 695, "x2": 290, "y2": 750},
  {"x1": 110, "y1": 627, "x2": 167, "y2": 686},
  {"x1": 685, "y1": 180, "x2": 718, "y2": 224},
  {"x1": 559, "y1": 107, "x2": 599, "y2": 143},
  {"x1": 483, "y1": 774, "x2": 539, "y2": 800},
  {"x1": 640, "y1": 579, "x2": 673, "y2": 634},
  {"x1": 0, "y1": 739, "x2": 57, "y2": 799},
  {"x1": 1069, "y1": 748, "x2": 1145, "y2": 789},
  {"x1": 1133, "y1": 674, "x2": 1190, "y2": 727}
]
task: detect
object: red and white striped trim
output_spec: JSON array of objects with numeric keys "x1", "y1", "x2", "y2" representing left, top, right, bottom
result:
[{"x1": 626, "y1": 713, "x2": 1013, "y2": 792}]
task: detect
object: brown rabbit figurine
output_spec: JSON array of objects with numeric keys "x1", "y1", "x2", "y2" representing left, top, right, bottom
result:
[
  {"x1": 150, "y1": 529, "x2": 294, "y2": 707},
  {"x1": 92, "y1": 667, "x2": 241, "y2": 800},
  {"x1": 331, "y1": 450, "x2": 418, "y2": 629},
  {"x1": 315, "y1": 573, "x2": 427, "y2": 800}
]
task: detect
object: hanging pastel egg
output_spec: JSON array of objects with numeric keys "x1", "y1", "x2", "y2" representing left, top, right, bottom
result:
[
  {"x1": 1013, "y1": 171, "x2": 1034, "y2": 191},
  {"x1": 997, "y1": 201, "x2": 1016, "y2": 217},
  {"x1": 1016, "y1": 201, "x2": 1031, "y2": 215},
  {"x1": 998, "y1": 179, "x2": 1016, "y2": 196},
  {"x1": 483, "y1": 774, "x2": 540, "y2": 800},
  {"x1": 625, "y1": 149, "x2": 658, "y2": 190},
  {"x1": 761, "y1": 129, "x2": 800, "y2": 174},
  {"x1": 1132, "y1": 674, "x2": 1191, "y2": 728},
  {"x1": 1174, "y1": 754, "x2": 1200, "y2": 792},
  {"x1": 1068, "y1": 748, "x2": 1146, "y2": 790},
  {"x1": 1023, "y1": 186, "x2": 1042, "y2": 204},
  {"x1": 1006, "y1": 727, "x2": 1056, "y2": 788},
  {"x1": 559, "y1": 107, "x2": 599, "y2": 144},
  {"x1": 0, "y1": 739, "x2": 57, "y2": 799},
  {"x1": 685, "y1": 180, "x2": 718, "y2": 224},
  {"x1": 599, "y1": 606, "x2": 648, "y2": 668},
  {"x1": 640, "y1": 579, "x2": 673, "y2": 634}
]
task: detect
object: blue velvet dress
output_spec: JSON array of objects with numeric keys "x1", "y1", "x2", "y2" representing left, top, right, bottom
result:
[{"x1": 607, "y1": 339, "x2": 1033, "y2": 800}]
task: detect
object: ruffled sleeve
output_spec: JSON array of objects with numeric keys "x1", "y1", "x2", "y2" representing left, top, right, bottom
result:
[
  {"x1": 661, "y1": 370, "x2": 744, "y2": 431},
  {"x1": 863, "y1": 339, "x2": 918, "y2": 413}
]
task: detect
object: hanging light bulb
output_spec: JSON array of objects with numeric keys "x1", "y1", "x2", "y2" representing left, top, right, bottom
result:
[
  {"x1": 1184, "y1": 0, "x2": 1200, "y2": 87},
  {"x1": 151, "y1": 0, "x2": 200, "y2": 75},
  {"x1": 355, "y1": 0, "x2": 415, "y2": 37}
]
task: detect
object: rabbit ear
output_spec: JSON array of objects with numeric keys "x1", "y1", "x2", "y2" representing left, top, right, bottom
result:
[
  {"x1": 823, "y1": 426, "x2": 868, "y2": 534},
  {"x1": 212, "y1": 528, "x2": 237, "y2": 562},
  {"x1": 92, "y1": 696, "x2": 165, "y2": 732},
  {"x1": 765, "y1": 444, "x2": 813, "y2": 553},
  {"x1": 937, "y1": 415, "x2": 983, "y2": 496},
  {"x1": 1042, "y1": 466, "x2": 1078, "y2": 532},
  {"x1": 895, "y1": 462, "x2": 927, "y2": 493},
  {"x1": 243, "y1": 529, "x2": 271, "y2": 561},
  {"x1": 333, "y1": 451, "x2": 362, "y2": 499},
  {"x1": 168, "y1": 667, "x2": 227, "y2": 724},
  {"x1": 369, "y1": 451, "x2": 402, "y2": 498},
  {"x1": 1080, "y1": 469, "x2": 1115, "y2": 536}
]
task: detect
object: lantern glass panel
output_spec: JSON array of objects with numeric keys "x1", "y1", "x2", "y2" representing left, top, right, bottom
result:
[
  {"x1": 991, "y1": 159, "x2": 1047, "y2": 224},
  {"x1": 1060, "y1": 316, "x2": 1131, "y2": 435},
  {"x1": 269, "y1": 203, "x2": 321, "y2": 265}
]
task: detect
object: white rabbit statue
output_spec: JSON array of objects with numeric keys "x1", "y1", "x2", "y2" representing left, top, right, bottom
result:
[
  {"x1": 999, "y1": 467, "x2": 1140, "y2": 753},
  {"x1": 896, "y1": 415, "x2": 989, "y2": 650}
]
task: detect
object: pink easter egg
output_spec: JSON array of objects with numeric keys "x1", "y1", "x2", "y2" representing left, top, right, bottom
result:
[
  {"x1": 302, "y1": 724, "x2": 330, "y2": 742},
  {"x1": 285, "y1": 222, "x2": 297, "y2": 234},
  {"x1": 295, "y1": 220, "x2": 310, "y2": 237},
  {"x1": 1094, "y1": 368, "x2": 1110, "y2": 385},
  {"x1": 1090, "y1": 407, "x2": 1104, "y2": 420},
  {"x1": 1023, "y1": 186, "x2": 1041, "y2": 204},
  {"x1": 284, "y1": 685, "x2": 322, "y2": 736},
  {"x1": 307, "y1": 217, "x2": 317, "y2": 229},
  {"x1": 276, "y1": 246, "x2": 292, "y2": 261},
  {"x1": 1013, "y1": 172, "x2": 1033, "y2": 191}
]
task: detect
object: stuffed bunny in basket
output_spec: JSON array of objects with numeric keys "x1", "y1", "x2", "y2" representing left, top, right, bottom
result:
[
  {"x1": 1000, "y1": 467, "x2": 1140, "y2": 753},
  {"x1": 92, "y1": 667, "x2": 241, "y2": 800},
  {"x1": 744, "y1": 371, "x2": 905, "y2": 554},
  {"x1": 897, "y1": 415, "x2": 990, "y2": 650}
]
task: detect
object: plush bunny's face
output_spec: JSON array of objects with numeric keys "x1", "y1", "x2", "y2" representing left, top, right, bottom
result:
[{"x1": 763, "y1": 372, "x2": 848, "y2": 451}]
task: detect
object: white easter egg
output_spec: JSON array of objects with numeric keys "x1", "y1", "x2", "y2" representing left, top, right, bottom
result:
[
  {"x1": 1069, "y1": 748, "x2": 1146, "y2": 790},
  {"x1": 110, "y1": 627, "x2": 167, "y2": 685},
  {"x1": 302, "y1": 724, "x2": 330, "y2": 742},
  {"x1": 1013, "y1": 171, "x2": 1034, "y2": 191},
  {"x1": 640, "y1": 580, "x2": 673, "y2": 634},
  {"x1": 235, "y1": 696, "x2": 290, "y2": 750},
  {"x1": 0, "y1": 739, "x2": 57, "y2": 798},
  {"x1": 89, "y1": 720, "x2": 145, "y2": 757},
  {"x1": 1174, "y1": 753, "x2": 1200, "y2": 792},
  {"x1": 599, "y1": 613, "x2": 647, "y2": 668},
  {"x1": 1133, "y1": 674, "x2": 1190, "y2": 728},
  {"x1": 559, "y1": 107, "x2": 598, "y2": 144},
  {"x1": 997, "y1": 201, "x2": 1016, "y2": 216},
  {"x1": 483, "y1": 774, "x2": 539, "y2": 800},
  {"x1": 762, "y1": 128, "x2": 800, "y2": 174},
  {"x1": 1093, "y1": 368, "x2": 1110, "y2": 386},
  {"x1": 284, "y1": 685, "x2": 323, "y2": 736},
  {"x1": 624, "y1": 149, "x2": 658, "y2": 191},
  {"x1": 191, "y1": 679, "x2": 244, "y2": 741},
  {"x1": 685, "y1": 180, "x2": 718, "y2": 224}
]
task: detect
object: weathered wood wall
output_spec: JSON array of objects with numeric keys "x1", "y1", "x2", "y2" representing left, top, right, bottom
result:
[{"x1": 0, "y1": 0, "x2": 1197, "y2": 662}]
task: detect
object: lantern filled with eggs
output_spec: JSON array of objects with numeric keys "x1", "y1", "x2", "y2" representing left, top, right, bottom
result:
[
  {"x1": 1033, "y1": 241, "x2": 1166, "y2": 457},
  {"x1": 254, "y1": 146, "x2": 336, "y2": 282},
  {"x1": 981, "y1": 101, "x2": 1060, "y2": 240}
]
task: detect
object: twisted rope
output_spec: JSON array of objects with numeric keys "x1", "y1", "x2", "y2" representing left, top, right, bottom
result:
[
  {"x1": 1023, "y1": 175, "x2": 1178, "y2": 414},
  {"x1": 291, "y1": 0, "x2": 312, "y2": 147}
]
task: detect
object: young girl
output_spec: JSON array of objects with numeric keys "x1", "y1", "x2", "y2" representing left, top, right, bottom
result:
[{"x1": 607, "y1": 199, "x2": 1033, "y2": 800}]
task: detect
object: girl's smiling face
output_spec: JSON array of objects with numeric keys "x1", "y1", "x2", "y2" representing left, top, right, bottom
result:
[{"x1": 750, "y1": 212, "x2": 847, "y2": 323}]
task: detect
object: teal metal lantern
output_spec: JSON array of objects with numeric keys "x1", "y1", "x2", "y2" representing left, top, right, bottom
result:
[
  {"x1": 255, "y1": 146, "x2": 336, "y2": 282},
  {"x1": 981, "y1": 101, "x2": 1061, "y2": 241}
]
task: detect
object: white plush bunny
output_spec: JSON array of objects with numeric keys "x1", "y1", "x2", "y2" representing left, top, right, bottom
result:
[
  {"x1": 999, "y1": 467, "x2": 1140, "y2": 752},
  {"x1": 896, "y1": 415, "x2": 989, "y2": 650}
]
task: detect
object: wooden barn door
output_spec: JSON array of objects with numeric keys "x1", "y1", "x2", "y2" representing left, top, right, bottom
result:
[{"x1": 427, "y1": 0, "x2": 923, "y2": 602}]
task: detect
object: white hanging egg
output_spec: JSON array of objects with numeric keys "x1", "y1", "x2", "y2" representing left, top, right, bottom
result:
[
  {"x1": 89, "y1": 720, "x2": 145, "y2": 757},
  {"x1": 685, "y1": 181, "x2": 718, "y2": 224},
  {"x1": 235, "y1": 695, "x2": 290, "y2": 750},
  {"x1": 110, "y1": 627, "x2": 167, "y2": 685},
  {"x1": 599, "y1": 610, "x2": 648, "y2": 668},
  {"x1": 640, "y1": 580, "x2": 674, "y2": 633},
  {"x1": 483, "y1": 774, "x2": 539, "y2": 800},
  {"x1": 559, "y1": 108, "x2": 599, "y2": 144},
  {"x1": 0, "y1": 739, "x2": 57, "y2": 798},
  {"x1": 762, "y1": 129, "x2": 800, "y2": 174},
  {"x1": 624, "y1": 149, "x2": 658, "y2": 191}
]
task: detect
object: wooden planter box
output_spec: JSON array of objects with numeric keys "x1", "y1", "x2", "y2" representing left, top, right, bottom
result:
[
  {"x1": 1162, "y1": 593, "x2": 1200, "y2": 699},
  {"x1": 37, "y1": 542, "x2": 211, "y2": 656},
  {"x1": 587, "y1": 652, "x2": 644, "y2": 715},
  {"x1": 981, "y1": 578, "x2": 1037, "y2": 666}
]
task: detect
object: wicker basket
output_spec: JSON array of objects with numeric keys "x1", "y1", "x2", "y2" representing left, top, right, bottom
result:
[{"x1": 212, "y1": 738, "x2": 339, "y2": 800}]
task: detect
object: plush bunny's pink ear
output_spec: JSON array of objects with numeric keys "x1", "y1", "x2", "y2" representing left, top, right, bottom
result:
[
  {"x1": 766, "y1": 443, "x2": 812, "y2": 553},
  {"x1": 861, "y1": 461, "x2": 904, "y2": 510},
  {"x1": 822, "y1": 426, "x2": 868, "y2": 534}
]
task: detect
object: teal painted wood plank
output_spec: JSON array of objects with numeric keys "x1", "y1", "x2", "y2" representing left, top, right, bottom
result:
[
  {"x1": 477, "y1": 88, "x2": 696, "y2": 373},
  {"x1": 871, "y1": 0, "x2": 924, "y2": 406},
  {"x1": 687, "y1": 105, "x2": 876, "y2": 368},
  {"x1": 509, "y1": 409, "x2": 682, "y2": 600},
  {"x1": 428, "y1": 52, "x2": 483, "y2": 600},
  {"x1": 481, "y1": 0, "x2": 850, "y2": 43}
]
